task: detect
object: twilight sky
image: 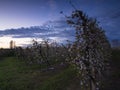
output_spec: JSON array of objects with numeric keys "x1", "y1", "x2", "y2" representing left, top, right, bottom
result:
[{"x1": 0, "y1": 0, "x2": 120, "y2": 48}]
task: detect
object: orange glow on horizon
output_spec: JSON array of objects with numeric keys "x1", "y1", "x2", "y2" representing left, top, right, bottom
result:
[{"x1": 0, "y1": 36, "x2": 33, "y2": 48}]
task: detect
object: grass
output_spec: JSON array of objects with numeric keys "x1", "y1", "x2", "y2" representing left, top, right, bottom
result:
[
  {"x1": 1, "y1": 49, "x2": 119, "y2": 90},
  {"x1": 0, "y1": 57, "x2": 76, "y2": 90},
  {"x1": 111, "y1": 49, "x2": 120, "y2": 61},
  {"x1": 40, "y1": 67, "x2": 76, "y2": 90},
  {"x1": 101, "y1": 49, "x2": 120, "y2": 90}
]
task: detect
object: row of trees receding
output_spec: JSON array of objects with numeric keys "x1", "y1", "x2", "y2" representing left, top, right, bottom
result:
[
  {"x1": 15, "y1": 40, "x2": 68, "y2": 68},
  {"x1": 14, "y1": 10, "x2": 111, "y2": 90}
]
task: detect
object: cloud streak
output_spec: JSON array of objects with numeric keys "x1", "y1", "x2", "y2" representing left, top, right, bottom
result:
[
  {"x1": 0, "y1": 19, "x2": 75, "y2": 44},
  {"x1": 0, "y1": 15, "x2": 120, "y2": 47}
]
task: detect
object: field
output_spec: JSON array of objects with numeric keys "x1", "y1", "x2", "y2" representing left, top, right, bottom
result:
[
  {"x1": 0, "y1": 49, "x2": 120, "y2": 90},
  {"x1": 102, "y1": 49, "x2": 120, "y2": 90},
  {"x1": 0, "y1": 56, "x2": 80, "y2": 90}
]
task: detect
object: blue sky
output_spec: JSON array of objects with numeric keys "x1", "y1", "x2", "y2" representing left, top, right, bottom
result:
[{"x1": 0, "y1": 0, "x2": 120, "y2": 48}]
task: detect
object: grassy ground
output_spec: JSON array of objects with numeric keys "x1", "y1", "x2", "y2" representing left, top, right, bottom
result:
[
  {"x1": 0, "y1": 49, "x2": 119, "y2": 90},
  {"x1": 0, "y1": 57, "x2": 77, "y2": 90},
  {"x1": 102, "y1": 49, "x2": 120, "y2": 90}
]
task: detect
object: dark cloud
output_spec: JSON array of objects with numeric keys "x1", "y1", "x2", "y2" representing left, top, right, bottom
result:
[
  {"x1": 0, "y1": 14, "x2": 120, "y2": 43},
  {"x1": 0, "y1": 26, "x2": 53, "y2": 38},
  {"x1": 0, "y1": 19, "x2": 75, "y2": 42},
  {"x1": 101, "y1": 8, "x2": 120, "y2": 20}
]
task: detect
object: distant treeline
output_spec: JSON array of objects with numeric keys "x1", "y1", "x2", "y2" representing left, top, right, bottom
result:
[{"x1": 0, "y1": 49, "x2": 15, "y2": 57}]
